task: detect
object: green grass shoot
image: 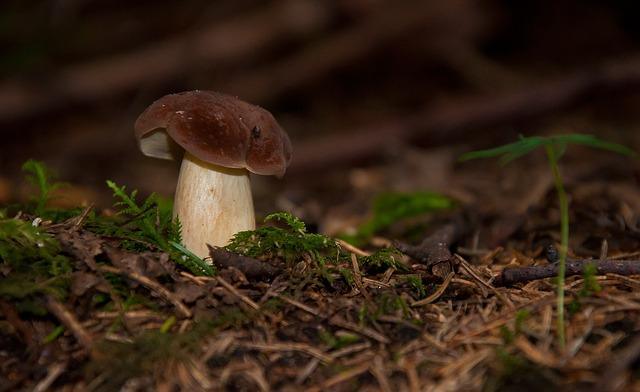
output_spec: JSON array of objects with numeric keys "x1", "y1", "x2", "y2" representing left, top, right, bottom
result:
[
  {"x1": 345, "y1": 191, "x2": 454, "y2": 245},
  {"x1": 460, "y1": 133, "x2": 637, "y2": 349},
  {"x1": 21, "y1": 159, "x2": 66, "y2": 217}
]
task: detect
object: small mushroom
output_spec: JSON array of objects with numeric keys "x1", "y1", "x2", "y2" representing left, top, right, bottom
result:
[{"x1": 134, "y1": 90, "x2": 292, "y2": 258}]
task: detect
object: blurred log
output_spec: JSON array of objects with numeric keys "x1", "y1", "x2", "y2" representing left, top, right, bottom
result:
[
  {"x1": 224, "y1": 0, "x2": 485, "y2": 101},
  {"x1": 289, "y1": 54, "x2": 640, "y2": 174},
  {"x1": 0, "y1": 0, "x2": 330, "y2": 124}
]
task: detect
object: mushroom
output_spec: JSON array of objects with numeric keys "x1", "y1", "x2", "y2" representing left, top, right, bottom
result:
[{"x1": 134, "y1": 90, "x2": 292, "y2": 258}]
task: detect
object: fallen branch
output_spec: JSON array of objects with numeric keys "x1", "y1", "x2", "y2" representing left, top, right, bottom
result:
[
  {"x1": 0, "y1": 1, "x2": 331, "y2": 123},
  {"x1": 394, "y1": 216, "x2": 468, "y2": 279},
  {"x1": 97, "y1": 265, "x2": 192, "y2": 318},
  {"x1": 44, "y1": 295, "x2": 93, "y2": 351},
  {"x1": 289, "y1": 54, "x2": 640, "y2": 174},
  {"x1": 493, "y1": 259, "x2": 640, "y2": 287},
  {"x1": 208, "y1": 246, "x2": 282, "y2": 280}
]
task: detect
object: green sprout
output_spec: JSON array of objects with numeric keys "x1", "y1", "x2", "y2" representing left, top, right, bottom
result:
[
  {"x1": 21, "y1": 159, "x2": 66, "y2": 218},
  {"x1": 344, "y1": 191, "x2": 454, "y2": 245},
  {"x1": 460, "y1": 133, "x2": 637, "y2": 349}
]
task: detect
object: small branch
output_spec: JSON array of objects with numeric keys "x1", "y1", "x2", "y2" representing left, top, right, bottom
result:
[
  {"x1": 44, "y1": 295, "x2": 93, "y2": 351},
  {"x1": 239, "y1": 341, "x2": 333, "y2": 364},
  {"x1": 215, "y1": 276, "x2": 260, "y2": 311},
  {"x1": 395, "y1": 217, "x2": 468, "y2": 273},
  {"x1": 97, "y1": 265, "x2": 192, "y2": 318},
  {"x1": 494, "y1": 259, "x2": 640, "y2": 287},
  {"x1": 411, "y1": 271, "x2": 455, "y2": 306},
  {"x1": 208, "y1": 246, "x2": 282, "y2": 280}
]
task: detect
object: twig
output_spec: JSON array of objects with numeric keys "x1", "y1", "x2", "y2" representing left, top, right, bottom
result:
[
  {"x1": 329, "y1": 316, "x2": 391, "y2": 344},
  {"x1": 272, "y1": 293, "x2": 319, "y2": 316},
  {"x1": 494, "y1": 259, "x2": 640, "y2": 287},
  {"x1": 454, "y1": 254, "x2": 514, "y2": 309},
  {"x1": 307, "y1": 362, "x2": 371, "y2": 392},
  {"x1": 370, "y1": 355, "x2": 392, "y2": 392},
  {"x1": 239, "y1": 342, "x2": 333, "y2": 364},
  {"x1": 215, "y1": 276, "x2": 260, "y2": 311},
  {"x1": 44, "y1": 295, "x2": 93, "y2": 350},
  {"x1": 33, "y1": 362, "x2": 67, "y2": 392},
  {"x1": 411, "y1": 271, "x2": 455, "y2": 306},
  {"x1": 97, "y1": 265, "x2": 192, "y2": 318},
  {"x1": 337, "y1": 239, "x2": 371, "y2": 257},
  {"x1": 296, "y1": 358, "x2": 320, "y2": 385},
  {"x1": 208, "y1": 246, "x2": 282, "y2": 280}
]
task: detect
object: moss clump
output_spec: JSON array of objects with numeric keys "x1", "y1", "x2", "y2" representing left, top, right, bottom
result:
[
  {"x1": 226, "y1": 212, "x2": 339, "y2": 264},
  {"x1": 0, "y1": 214, "x2": 70, "y2": 304}
]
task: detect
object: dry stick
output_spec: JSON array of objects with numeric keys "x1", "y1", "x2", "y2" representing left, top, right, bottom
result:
[
  {"x1": 215, "y1": 276, "x2": 260, "y2": 311},
  {"x1": 454, "y1": 254, "x2": 514, "y2": 309},
  {"x1": 411, "y1": 272, "x2": 455, "y2": 307},
  {"x1": 308, "y1": 362, "x2": 371, "y2": 392},
  {"x1": 97, "y1": 265, "x2": 192, "y2": 318},
  {"x1": 289, "y1": 54, "x2": 640, "y2": 174},
  {"x1": 274, "y1": 292, "x2": 390, "y2": 344},
  {"x1": 371, "y1": 355, "x2": 392, "y2": 392},
  {"x1": 272, "y1": 293, "x2": 319, "y2": 316},
  {"x1": 0, "y1": 1, "x2": 331, "y2": 123},
  {"x1": 239, "y1": 342, "x2": 333, "y2": 364},
  {"x1": 594, "y1": 333, "x2": 640, "y2": 391},
  {"x1": 493, "y1": 259, "x2": 640, "y2": 287},
  {"x1": 32, "y1": 362, "x2": 67, "y2": 392},
  {"x1": 337, "y1": 239, "x2": 371, "y2": 257},
  {"x1": 44, "y1": 295, "x2": 93, "y2": 350},
  {"x1": 329, "y1": 316, "x2": 391, "y2": 345},
  {"x1": 296, "y1": 358, "x2": 320, "y2": 385}
]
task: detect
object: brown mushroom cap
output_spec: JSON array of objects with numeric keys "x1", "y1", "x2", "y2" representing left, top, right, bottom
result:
[{"x1": 134, "y1": 90, "x2": 292, "y2": 176}]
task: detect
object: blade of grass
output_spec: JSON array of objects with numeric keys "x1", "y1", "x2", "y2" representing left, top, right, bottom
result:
[{"x1": 545, "y1": 144, "x2": 568, "y2": 350}]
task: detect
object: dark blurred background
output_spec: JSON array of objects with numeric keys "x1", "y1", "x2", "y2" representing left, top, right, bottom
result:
[{"x1": 2, "y1": 0, "x2": 640, "y2": 229}]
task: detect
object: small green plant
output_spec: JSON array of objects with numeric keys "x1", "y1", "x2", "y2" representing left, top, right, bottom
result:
[
  {"x1": 460, "y1": 133, "x2": 637, "y2": 348},
  {"x1": 90, "y1": 181, "x2": 214, "y2": 276},
  {"x1": 226, "y1": 212, "x2": 339, "y2": 264},
  {"x1": 318, "y1": 329, "x2": 361, "y2": 349},
  {"x1": 0, "y1": 216, "x2": 71, "y2": 310},
  {"x1": 21, "y1": 159, "x2": 67, "y2": 218},
  {"x1": 359, "y1": 247, "x2": 407, "y2": 273},
  {"x1": 345, "y1": 191, "x2": 454, "y2": 245},
  {"x1": 568, "y1": 262, "x2": 602, "y2": 315},
  {"x1": 580, "y1": 262, "x2": 602, "y2": 297},
  {"x1": 500, "y1": 309, "x2": 530, "y2": 344},
  {"x1": 406, "y1": 275, "x2": 427, "y2": 299}
]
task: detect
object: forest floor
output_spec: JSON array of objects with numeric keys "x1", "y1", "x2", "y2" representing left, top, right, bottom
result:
[{"x1": 2, "y1": 141, "x2": 640, "y2": 391}]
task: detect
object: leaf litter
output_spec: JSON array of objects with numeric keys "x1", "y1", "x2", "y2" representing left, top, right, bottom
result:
[{"x1": 2, "y1": 145, "x2": 640, "y2": 391}]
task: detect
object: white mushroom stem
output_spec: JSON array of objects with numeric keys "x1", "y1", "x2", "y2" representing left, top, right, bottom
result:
[{"x1": 173, "y1": 152, "x2": 255, "y2": 258}]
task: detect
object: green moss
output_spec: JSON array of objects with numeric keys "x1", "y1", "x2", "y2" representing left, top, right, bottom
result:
[
  {"x1": 359, "y1": 248, "x2": 407, "y2": 273},
  {"x1": 226, "y1": 212, "x2": 339, "y2": 265},
  {"x1": 0, "y1": 216, "x2": 71, "y2": 303},
  {"x1": 405, "y1": 275, "x2": 426, "y2": 299}
]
